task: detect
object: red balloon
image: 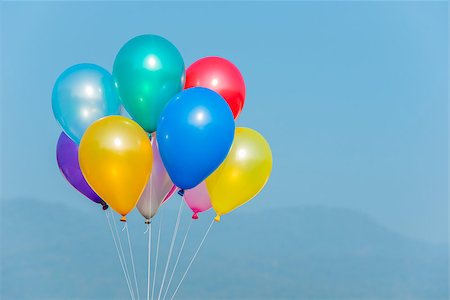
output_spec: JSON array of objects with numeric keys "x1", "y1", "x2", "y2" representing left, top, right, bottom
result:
[{"x1": 184, "y1": 57, "x2": 246, "y2": 119}]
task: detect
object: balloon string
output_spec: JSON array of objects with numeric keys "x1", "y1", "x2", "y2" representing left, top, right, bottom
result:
[
  {"x1": 105, "y1": 210, "x2": 135, "y2": 300},
  {"x1": 147, "y1": 167, "x2": 153, "y2": 300},
  {"x1": 125, "y1": 223, "x2": 140, "y2": 300},
  {"x1": 112, "y1": 212, "x2": 136, "y2": 300},
  {"x1": 157, "y1": 200, "x2": 184, "y2": 300},
  {"x1": 162, "y1": 218, "x2": 192, "y2": 300},
  {"x1": 152, "y1": 210, "x2": 164, "y2": 300},
  {"x1": 146, "y1": 222, "x2": 152, "y2": 300},
  {"x1": 169, "y1": 218, "x2": 215, "y2": 300}
]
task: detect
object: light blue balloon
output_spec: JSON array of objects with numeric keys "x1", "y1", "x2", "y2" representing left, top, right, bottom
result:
[
  {"x1": 52, "y1": 63, "x2": 120, "y2": 144},
  {"x1": 157, "y1": 87, "x2": 235, "y2": 190}
]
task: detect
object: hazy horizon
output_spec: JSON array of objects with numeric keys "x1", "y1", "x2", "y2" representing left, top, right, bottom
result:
[{"x1": 2, "y1": 197, "x2": 448, "y2": 299}]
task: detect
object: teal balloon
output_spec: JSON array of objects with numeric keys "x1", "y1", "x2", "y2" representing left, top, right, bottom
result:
[
  {"x1": 113, "y1": 35, "x2": 185, "y2": 133},
  {"x1": 52, "y1": 63, "x2": 121, "y2": 144}
]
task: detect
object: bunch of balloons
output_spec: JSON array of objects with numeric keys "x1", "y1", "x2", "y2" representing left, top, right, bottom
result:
[{"x1": 52, "y1": 34, "x2": 272, "y2": 223}]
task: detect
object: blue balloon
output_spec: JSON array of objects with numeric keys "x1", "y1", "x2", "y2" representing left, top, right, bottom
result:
[
  {"x1": 52, "y1": 63, "x2": 120, "y2": 144},
  {"x1": 157, "y1": 87, "x2": 235, "y2": 190}
]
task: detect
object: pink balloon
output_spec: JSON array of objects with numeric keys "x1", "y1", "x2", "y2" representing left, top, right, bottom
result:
[
  {"x1": 183, "y1": 181, "x2": 212, "y2": 219},
  {"x1": 162, "y1": 184, "x2": 178, "y2": 204}
]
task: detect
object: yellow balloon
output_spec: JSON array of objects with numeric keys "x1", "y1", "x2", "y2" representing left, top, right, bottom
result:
[
  {"x1": 79, "y1": 116, "x2": 153, "y2": 221},
  {"x1": 206, "y1": 127, "x2": 272, "y2": 221}
]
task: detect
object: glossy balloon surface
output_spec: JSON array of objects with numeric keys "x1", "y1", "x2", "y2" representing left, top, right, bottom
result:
[
  {"x1": 185, "y1": 57, "x2": 245, "y2": 119},
  {"x1": 183, "y1": 181, "x2": 212, "y2": 219},
  {"x1": 157, "y1": 87, "x2": 235, "y2": 190},
  {"x1": 113, "y1": 35, "x2": 185, "y2": 132},
  {"x1": 206, "y1": 127, "x2": 272, "y2": 221},
  {"x1": 137, "y1": 136, "x2": 174, "y2": 221},
  {"x1": 52, "y1": 63, "x2": 120, "y2": 143},
  {"x1": 79, "y1": 116, "x2": 153, "y2": 219},
  {"x1": 56, "y1": 132, "x2": 103, "y2": 206}
]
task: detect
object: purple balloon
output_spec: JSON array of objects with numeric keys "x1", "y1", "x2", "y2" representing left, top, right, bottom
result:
[{"x1": 56, "y1": 132, "x2": 107, "y2": 209}]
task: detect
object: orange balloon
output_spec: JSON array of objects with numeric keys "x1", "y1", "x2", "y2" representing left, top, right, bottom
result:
[{"x1": 79, "y1": 116, "x2": 153, "y2": 221}]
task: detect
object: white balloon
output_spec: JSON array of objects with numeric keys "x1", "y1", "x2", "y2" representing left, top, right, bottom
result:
[{"x1": 137, "y1": 136, "x2": 175, "y2": 222}]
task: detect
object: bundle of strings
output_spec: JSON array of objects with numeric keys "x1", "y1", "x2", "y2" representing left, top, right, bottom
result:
[{"x1": 105, "y1": 204, "x2": 214, "y2": 300}]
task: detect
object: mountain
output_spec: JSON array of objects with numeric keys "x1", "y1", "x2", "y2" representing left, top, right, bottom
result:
[{"x1": 1, "y1": 198, "x2": 448, "y2": 299}]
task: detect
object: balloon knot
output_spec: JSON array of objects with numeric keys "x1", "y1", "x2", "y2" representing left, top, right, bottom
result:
[
  {"x1": 120, "y1": 216, "x2": 127, "y2": 222},
  {"x1": 145, "y1": 219, "x2": 151, "y2": 224},
  {"x1": 192, "y1": 212, "x2": 199, "y2": 220},
  {"x1": 177, "y1": 189, "x2": 185, "y2": 197},
  {"x1": 101, "y1": 201, "x2": 108, "y2": 211},
  {"x1": 214, "y1": 215, "x2": 221, "y2": 222}
]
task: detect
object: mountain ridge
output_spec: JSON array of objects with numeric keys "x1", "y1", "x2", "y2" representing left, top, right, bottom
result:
[{"x1": 1, "y1": 198, "x2": 448, "y2": 299}]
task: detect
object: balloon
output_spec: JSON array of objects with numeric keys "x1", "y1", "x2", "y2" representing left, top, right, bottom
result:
[
  {"x1": 136, "y1": 135, "x2": 175, "y2": 223},
  {"x1": 56, "y1": 132, "x2": 107, "y2": 210},
  {"x1": 184, "y1": 57, "x2": 245, "y2": 119},
  {"x1": 79, "y1": 116, "x2": 153, "y2": 221},
  {"x1": 52, "y1": 63, "x2": 120, "y2": 144},
  {"x1": 183, "y1": 181, "x2": 212, "y2": 219},
  {"x1": 113, "y1": 34, "x2": 185, "y2": 133},
  {"x1": 206, "y1": 127, "x2": 272, "y2": 222},
  {"x1": 163, "y1": 185, "x2": 178, "y2": 204},
  {"x1": 157, "y1": 87, "x2": 235, "y2": 190}
]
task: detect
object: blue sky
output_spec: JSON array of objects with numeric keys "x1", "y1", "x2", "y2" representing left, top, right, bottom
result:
[{"x1": 0, "y1": 2, "x2": 448, "y2": 243}]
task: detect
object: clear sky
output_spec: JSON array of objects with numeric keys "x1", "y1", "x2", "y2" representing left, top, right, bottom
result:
[{"x1": 0, "y1": 1, "x2": 448, "y2": 243}]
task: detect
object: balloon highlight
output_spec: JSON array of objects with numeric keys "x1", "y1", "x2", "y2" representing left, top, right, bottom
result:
[
  {"x1": 52, "y1": 63, "x2": 120, "y2": 143},
  {"x1": 185, "y1": 56, "x2": 245, "y2": 119},
  {"x1": 206, "y1": 127, "x2": 272, "y2": 221},
  {"x1": 157, "y1": 87, "x2": 235, "y2": 190},
  {"x1": 113, "y1": 34, "x2": 185, "y2": 133},
  {"x1": 79, "y1": 116, "x2": 153, "y2": 221}
]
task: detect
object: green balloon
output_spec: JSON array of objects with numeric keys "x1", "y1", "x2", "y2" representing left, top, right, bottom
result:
[{"x1": 113, "y1": 35, "x2": 185, "y2": 132}]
